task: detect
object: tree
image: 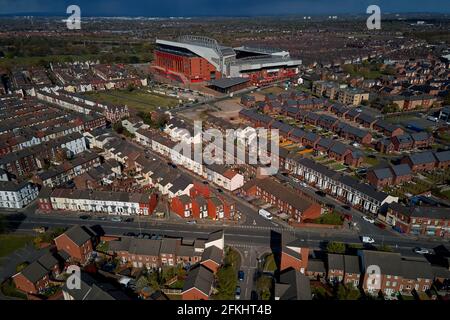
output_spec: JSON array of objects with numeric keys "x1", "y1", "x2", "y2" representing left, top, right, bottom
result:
[
  {"x1": 16, "y1": 261, "x2": 29, "y2": 273},
  {"x1": 336, "y1": 283, "x2": 361, "y2": 300},
  {"x1": 214, "y1": 265, "x2": 237, "y2": 299},
  {"x1": 326, "y1": 242, "x2": 346, "y2": 254},
  {"x1": 256, "y1": 275, "x2": 272, "y2": 300},
  {"x1": 135, "y1": 276, "x2": 149, "y2": 292}
]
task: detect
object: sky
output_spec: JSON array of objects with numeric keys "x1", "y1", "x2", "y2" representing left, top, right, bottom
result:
[{"x1": 0, "y1": 0, "x2": 449, "y2": 16}]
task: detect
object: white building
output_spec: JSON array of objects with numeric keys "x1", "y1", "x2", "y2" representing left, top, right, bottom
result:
[{"x1": 0, "y1": 181, "x2": 39, "y2": 209}]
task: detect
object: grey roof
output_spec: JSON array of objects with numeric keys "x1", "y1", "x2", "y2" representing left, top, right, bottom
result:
[
  {"x1": 317, "y1": 138, "x2": 334, "y2": 149},
  {"x1": 394, "y1": 133, "x2": 413, "y2": 144},
  {"x1": 276, "y1": 269, "x2": 312, "y2": 300},
  {"x1": 338, "y1": 175, "x2": 389, "y2": 202},
  {"x1": 0, "y1": 180, "x2": 33, "y2": 192},
  {"x1": 20, "y1": 261, "x2": 49, "y2": 283},
  {"x1": 62, "y1": 272, "x2": 128, "y2": 300},
  {"x1": 177, "y1": 245, "x2": 195, "y2": 257},
  {"x1": 389, "y1": 203, "x2": 450, "y2": 220},
  {"x1": 307, "y1": 259, "x2": 326, "y2": 273},
  {"x1": 330, "y1": 141, "x2": 350, "y2": 155},
  {"x1": 207, "y1": 230, "x2": 224, "y2": 243},
  {"x1": 37, "y1": 252, "x2": 59, "y2": 270},
  {"x1": 390, "y1": 164, "x2": 411, "y2": 177},
  {"x1": 182, "y1": 265, "x2": 214, "y2": 296},
  {"x1": 411, "y1": 131, "x2": 430, "y2": 142},
  {"x1": 372, "y1": 167, "x2": 393, "y2": 180},
  {"x1": 360, "y1": 250, "x2": 403, "y2": 276},
  {"x1": 401, "y1": 259, "x2": 433, "y2": 280},
  {"x1": 407, "y1": 151, "x2": 437, "y2": 165},
  {"x1": 201, "y1": 246, "x2": 223, "y2": 265},
  {"x1": 344, "y1": 255, "x2": 361, "y2": 274},
  {"x1": 327, "y1": 254, "x2": 344, "y2": 271},
  {"x1": 209, "y1": 77, "x2": 249, "y2": 89},
  {"x1": 160, "y1": 238, "x2": 179, "y2": 254},
  {"x1": 434, "y1": 150, "x2": 450, "y2": 162},
  {"x1": 63, "y1": 225, "x2": 94, "y2": 246}
]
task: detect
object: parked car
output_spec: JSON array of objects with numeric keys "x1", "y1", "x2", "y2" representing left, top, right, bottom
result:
[
  {"x1": 123, "y1": 232, "x2": 136, "y2": 237},
  {"x1": 124, "y1": 217, "x2": 134, "y2": 222},
  {"x1": 315, "y1": 190, "x2": 326, "y2": 197},
  {"x1": 413, "y1": 247, "x2": 431, "y2": 255},
  {"x1": 235, "y1": 286, "x2": 241, "y2": 300},
  {"x1": 79, "y1": 215, "x2": 91, "y2": 220},
  {"x1": 97, "y1": 216, "x2": 107, "y2": 221},
  {"x1": 238, "y1": 271, "x2": 245, "y2": 281},
  {"x1": 33, "y1": 226, "x2": 47, "y2": 234},
  {"x1": 361, "y1": 236, "x2": 375, "y2": 244},
  {"x1": 111, "y1": 216, "x2": 122, "y2": 222},
  {"x1": 187, "y1": 220, "x2": 197, "y2": 225},
  {"x1": 362, "y1": 216, "x2": 375, "y2": 224}
]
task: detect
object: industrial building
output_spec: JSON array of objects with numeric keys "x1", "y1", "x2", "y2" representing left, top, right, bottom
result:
[{"x1": 152, "y1": 35, "x2": 302, "y2": 86}]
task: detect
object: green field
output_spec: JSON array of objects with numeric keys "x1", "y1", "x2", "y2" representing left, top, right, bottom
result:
[
  {"x1": 0, "y1": 234, "x2": 34, "y2": 260},
  {"x1": 83, "y1": 89, "x2": 180, "y2": 113}
]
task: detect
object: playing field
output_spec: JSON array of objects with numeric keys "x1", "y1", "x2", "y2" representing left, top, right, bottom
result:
[{"x1": 83, "y1": 89, "x2": 180, "y2": 113}]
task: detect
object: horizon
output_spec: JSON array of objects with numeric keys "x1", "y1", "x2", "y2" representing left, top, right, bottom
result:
[{"x1": 1, "y1": 0, "x2": 450, "y2": 17}]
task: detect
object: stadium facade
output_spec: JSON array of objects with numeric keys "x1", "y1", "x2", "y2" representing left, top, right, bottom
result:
[{"x1": 152, "y1": 35, "x2": 302, "y2": 85}]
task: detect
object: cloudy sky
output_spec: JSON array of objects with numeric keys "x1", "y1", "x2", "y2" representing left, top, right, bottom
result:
[{"x1": 0, "y1": 0, "x2": 449, "y2": 16}]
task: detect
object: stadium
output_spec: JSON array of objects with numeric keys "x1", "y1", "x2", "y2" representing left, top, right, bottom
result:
[{"x1": 152, "y1": 35, "x2": 302, "y2": 87}]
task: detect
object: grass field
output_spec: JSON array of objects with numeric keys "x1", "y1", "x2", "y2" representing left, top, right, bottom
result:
[
  {"x1": 0, "y1": 234, "x2": 34, "y2": 260},
  {"x1": 83, "y1": 89, "x2": 180, "y2": 113}
]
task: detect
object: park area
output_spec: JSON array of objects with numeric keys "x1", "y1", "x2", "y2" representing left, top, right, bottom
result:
[{"x1": 83, "y1": 88, "x2": 180, "y2": 113}]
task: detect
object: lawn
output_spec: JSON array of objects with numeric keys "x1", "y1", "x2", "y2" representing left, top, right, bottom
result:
[
  {"x1": 83, "y1": 89, "x2": 179, "y2": 113},
  {"x1": 311, "y1": 212, "x2": 344, "y2": 226},
  {"x1": 363, "y1": 156, "x2": 380, "y2": 167},
  {"x1": 0, "y1": 234, "x2": 34, "y2": 260}
]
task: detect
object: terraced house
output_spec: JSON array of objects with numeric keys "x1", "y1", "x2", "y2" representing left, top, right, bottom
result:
[{"x1": 285, "y1": 157, "x2": 398, "y2": 213}]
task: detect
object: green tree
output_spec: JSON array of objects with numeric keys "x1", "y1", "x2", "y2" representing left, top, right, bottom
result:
[
  {"x1": 336, "y1": 283, "x2": 361, "y2": 300},
  {"x1": 214, "y1": 265, "x2": 237, "y2": 299},
  {"x1": 135, "y1": 276, "x2": 149, "y2": 292},
  {"x1": 256, "y1": 275, "x2": 272, "y2": 300},
  {"x1": 326, "y1": 242, "x2": 346, "y2": 254}
]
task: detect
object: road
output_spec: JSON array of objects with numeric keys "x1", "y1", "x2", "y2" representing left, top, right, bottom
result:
[{"x1": 4, "y1": 210, "x2": 447, "y2": 257}]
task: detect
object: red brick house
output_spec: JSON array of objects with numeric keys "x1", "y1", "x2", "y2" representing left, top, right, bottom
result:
[
  {"x1": 392, "y1": 134, "x2": 414, "y2": 151},
  {"x1": 200, "y1": 246, "x2": 223, "y2": 274},
  {"x1": 170, "y1": 194, "x2": 194, "y2": 218},
  {"x1": 327, "y1": 254, "x2": 344, "y2": 284},
  {"x1": 401, "y1": 151, "x2": 437, "y2": 172},
  {"x1": 12, "y1": 252, "x2": 60, "y2": 294},
  {"x1": 280, "y1": 239, "x2": 309, "y2": 273},
  {"x1": 386, "y1": 203, "x2": 449, "y2": 238},
  {"x1": 181, "y1": 265, "x2": 214, "y2": 300},
  {"x1": 244, "y1": 178, "x2": 322, "y2": 222},
  {"x1": 367, "y1": 168, "x2": 393, "y2": 189},
  {"x1": 13, "y1": 261, "x2": 50, "y2": 294},
  {"x1": 344, "y1": 150, "x2": 364, "y2": 167},
  {"x1": 435, "y1": 151, "x2": 450, "y2": 169},
  {"x1": 192, "y1": 195, "x2": 208, "y2": 219},
  {"x1": 54, "y1": 225, "x2": 97, "y2": 264}
]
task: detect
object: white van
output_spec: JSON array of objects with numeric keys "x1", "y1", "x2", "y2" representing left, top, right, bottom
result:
[{"x1": 259, "y1": 209, "x2": 273, "y2": 220}]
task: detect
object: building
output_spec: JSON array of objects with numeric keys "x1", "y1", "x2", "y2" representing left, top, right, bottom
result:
[
  {"x1": 204, "y1": 164, "x2": 244, "y2": 191},
  {"x1": 337, "y1": 88, "x2": 369, "y2": 106},
  {"x1": 48, "y1": 189, "x2": 158, "y2": 216},
  {"x1": 0, "y1": 180, "x2": 39, "y2": 209},
  {"x1": 401, "y1": 151, "x2": 437, "y2": 172},
  {"x1": 181, "y1": 265, "x2": 215, "y2": 300},
  {"x1": 244, "y1": 178, "x2": 322, "y2": 223},
  {"x1": 286, "y1": 157, "x2": 398, "y2": 214},
  {"x1": 54, "y1": 225, "x2": 98, "y2": 264},
  {"x1": 280, "y1": 238, "x2": 309, "y2": 273},
  {"x1": 385, "y1": 203, "x2": 450, "y2": 238},
  {"x1": 12, "y1": 252, "x2": 60, "y2": 294},
  {"x1": 153, "y1": 35, "x2": 301, "y2": 85},
  {"x1": 275, "y1": 269, "x2": 312, "y2": 300}
]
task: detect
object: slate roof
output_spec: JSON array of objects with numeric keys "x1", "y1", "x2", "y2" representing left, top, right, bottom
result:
[
  {"x1": 434, "y1": 150, "x2": 450, "y2": 162},
  {"x1": 201, "y1": 246, "x2": 223, "y2": 265},
  {"x1": 407, "y1": 151, "x2": 437, "y2": 165},
  {"x1": 344, "y1": 255, "x2": 361, "y2": 274},
  {"x1": 307, "y1": 259, "x2": 326, "y2": 273},
  {"x1": 20, "y1": 261, "x2": 49, "y2": 283},
  {"x1": 62, "y1": 225, "x2": 94, "y2": 246},
  {"x1": 390, "y1": 164, "x2": 411, "y2": 177},
  {"x1": 327, "y1": 254, "x2": 345, "y2": 271},
  {"x1": 360, "y1": 250, "x2": 403, "y2": 276},
  {"x1": 401, "y1": 259, "x2": 433, "y2": 280},
  {"x1": 182, "y1": 265, "x2": 214, "y2": 296},
  {"x1": 276, "y1": 269, "x2": 312, "y2": 300},
  {"x1": 372, "y1": 168, "x2": 393, "y2": 180}
]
